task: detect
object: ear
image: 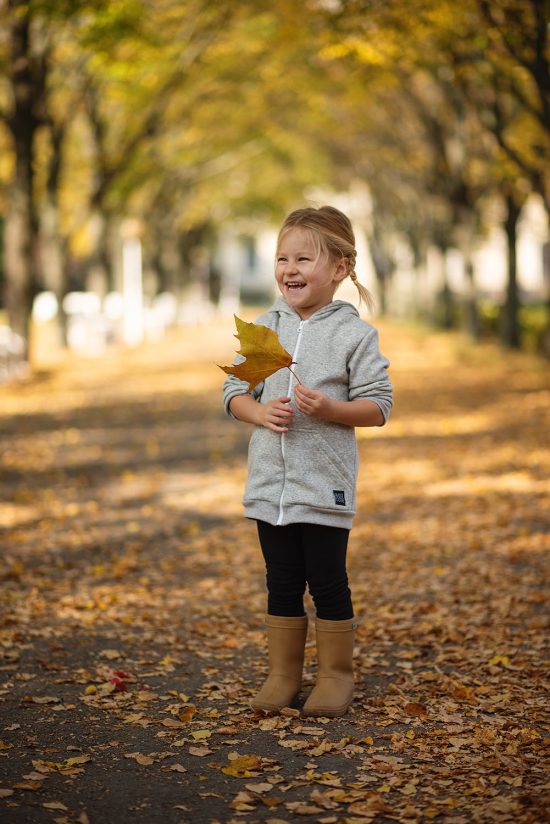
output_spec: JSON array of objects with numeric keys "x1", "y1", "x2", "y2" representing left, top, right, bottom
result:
[{"x1": 333, "y1": 257, "x2": 348, "y2": 283}]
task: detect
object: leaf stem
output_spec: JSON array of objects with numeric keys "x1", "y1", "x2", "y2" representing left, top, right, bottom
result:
[{"x1": 287, "y1": 366, "x2": 302, "y2": 385}]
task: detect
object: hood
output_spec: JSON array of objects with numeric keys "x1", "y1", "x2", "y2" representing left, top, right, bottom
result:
[{"x1": 267, "y1": 296, "x2": 360, "y2": 322}]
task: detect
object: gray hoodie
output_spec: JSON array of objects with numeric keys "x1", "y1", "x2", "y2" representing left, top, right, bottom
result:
[{"x1": 223, "y1": 297, "x2": 392, "y2": 529}]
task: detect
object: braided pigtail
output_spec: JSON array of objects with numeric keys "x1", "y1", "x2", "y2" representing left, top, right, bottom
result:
[{"x1": 348, "y1": 251, "x2": 375, "y2": 313}]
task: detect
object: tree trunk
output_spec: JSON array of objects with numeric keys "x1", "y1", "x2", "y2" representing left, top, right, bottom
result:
[
  {"x1": 437, "y1": 244, "x2": 455, "y2": 329},
  {"x1": 501, "y1": 192, "x2": 523, "y2": 349},
  {"x1": 3, "y1": 3, "x2": 41, "y2": 358},
  {"x1": 464, "y1": 250, "x2": 480, "y2": 341},
  {"x1": 86, "y1": 209, "x2": 115, "y2": 295},
  {"x1": 40, "y1": 115, "x2": 72, "y2": 341},
  {"x1": 4, "y1": 143, "x2": 36, "y2": 352},
  {"x1": 366, "y1": 227, "x2": 393, "y2": 316}
]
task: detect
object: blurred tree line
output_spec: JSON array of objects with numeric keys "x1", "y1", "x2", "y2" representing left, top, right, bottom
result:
[{"x1": 0, "y1": 0, "x2": 548, "y2": 357}]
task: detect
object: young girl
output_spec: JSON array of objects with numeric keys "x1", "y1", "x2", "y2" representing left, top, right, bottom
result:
[{"x1": 223, "y1": 206, "x2": 392, "y2": 717}]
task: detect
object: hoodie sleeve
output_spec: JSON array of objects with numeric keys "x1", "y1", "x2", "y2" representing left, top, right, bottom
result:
[
  {"x1": 347, "y1": 326, "x2": 393, "y2": 424},
  {"x1": 223, "y1": 369, "x2": 264, "y2": 418}
]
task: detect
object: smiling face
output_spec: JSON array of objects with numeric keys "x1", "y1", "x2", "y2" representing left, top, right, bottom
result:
[{"x1": 275, "y1": 227, "x2": 348, "y2": 319}]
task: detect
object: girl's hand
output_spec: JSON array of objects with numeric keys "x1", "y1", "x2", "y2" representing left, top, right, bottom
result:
[
  {"x1": 259, "y1": 396, "x2": 294, "y2": 432},
  {"x1": 294, "y1": 385, "x2": 333, "y2": 419}
]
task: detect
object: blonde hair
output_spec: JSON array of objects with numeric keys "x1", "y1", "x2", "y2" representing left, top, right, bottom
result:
[{"x1": 277, "y1": 205, "x2": 374, "y2": 312}]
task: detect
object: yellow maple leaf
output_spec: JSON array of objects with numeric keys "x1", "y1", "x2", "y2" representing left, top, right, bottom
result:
[
  {"x1": 221, "y1": 754, "x2": 261, "y2": 778},
  {"x1": 190, "y1": 729, "x2": 211, "y2": 741},
  {"x1": 219, "y1": 316, "x2": 301, "y2": 391},
  {"x1": 489, "y1": 654, "x2": 510, "y2": 667}
]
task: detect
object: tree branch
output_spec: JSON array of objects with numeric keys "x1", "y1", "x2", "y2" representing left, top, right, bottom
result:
[{"x1": 478, "y1": 0, "x2": 538, "y2": 75}]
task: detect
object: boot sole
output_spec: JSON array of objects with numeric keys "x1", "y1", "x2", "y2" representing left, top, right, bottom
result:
[
  {"x1": 250, "y1": 702, "x2": 295, "y2": 714},
  {"x1": 302, "y1": 703, "x2": 352, "y2": 718}
]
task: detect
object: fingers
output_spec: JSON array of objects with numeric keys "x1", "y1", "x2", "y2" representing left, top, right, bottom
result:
[
  {"x1": 271, "y1": 399, "x2": 293, "y2": 418},
  {"x1": 295, "y1": 386, "x2": 318, "y2": 409},
  {"x1": 267, "y1": 422, "x2": 289, "y2": 433},
  {"x1": 264, "y1": 396, "x2": 293, "y2": 432},
  {"x1": 294, "y1": 385, "x2": 327, "y2": 418},
  {"x1": 294, "y1": 386, "x2": 315, "y2": 408},
  {"x1": 266, "y1": 413, "x2": 291, "y2": 432}
]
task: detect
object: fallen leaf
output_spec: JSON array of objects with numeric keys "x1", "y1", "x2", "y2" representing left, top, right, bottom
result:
[
  {"x1": 449, "y1": 736, "x2": 471, "y2": 749},
  {"x1": 277, "y1": 739, "x2": 310, "y2": 750},
  {"x1": 295, "y1": 726, "x2": 326, "y2": 736},
  {"x1": 99, "y1": 649, "x2": 121, "y2": 660},
  {"x1": 216, "y1": 725, "x2": 238, "y2": 734},
  {"x1": 229, "y1": 791, "x2": 257, "y2": 811},
  {"x1": 161, "y1": 718, "x2": 185, "y2": 729},
  {"x1": 43, "y1": 801, "x2": 68, "y2": 810},
  {"x1": 222, "y1": 754, "x2": 262, "y2": 778},
  {"x1": 125, "y1": 752, "x2": 155, "y2": 765},
  {"x1": 285, "y1": 801, "x2": 324, "y2": 814},
  {"x1": 66, "y1": 755, "x2": 91, "y2": 767},
  {"x1": 189, "y1": 747, "x2": 212, "y2": 757},
  {"x1": 168, "y1": 763, "x2": 187, "y2": 773},
  {"x1": 403, "y1": 701, "x2": 428, "y2": 717},
  {"x1": 489, "y1": 654, "x2": 510, "y2": 667},
  {"x1": 245, "y1": 782, "x2": 273, "y2": 793},
  {"x1": 13, "y1": 780, "x2": 44, "y2": 791},
  {"x1": 190, "y1": 729, "x2": 211, "y2": 740}
]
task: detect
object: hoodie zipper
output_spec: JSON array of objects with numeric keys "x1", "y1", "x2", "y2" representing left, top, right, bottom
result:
[{"x1": 277, "y1": 319, "x2": 307, "y2": 525}]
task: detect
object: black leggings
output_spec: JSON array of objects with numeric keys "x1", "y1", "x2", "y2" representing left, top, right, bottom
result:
[{"x1": 256, "y1": 520, "x2": 354, "y2": 620}]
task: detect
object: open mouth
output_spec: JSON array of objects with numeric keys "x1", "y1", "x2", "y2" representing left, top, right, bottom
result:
[{"x1": 285, "y1": 281, "x2": 306, "y2": 291}]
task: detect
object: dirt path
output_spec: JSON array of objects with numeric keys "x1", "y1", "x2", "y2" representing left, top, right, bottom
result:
[{"x1": 0, "y1": 316, "x2": 548, "y2": 823}]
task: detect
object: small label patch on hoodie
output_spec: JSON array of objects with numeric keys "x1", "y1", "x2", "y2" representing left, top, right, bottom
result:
[{"x1": 333, "y1": 490, "x2": 346, "y2": 506}]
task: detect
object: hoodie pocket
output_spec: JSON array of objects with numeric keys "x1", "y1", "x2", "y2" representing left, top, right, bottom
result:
[
  {"x1": 244, "y1": 427, "x2": 284, "y2": 502},
  {"x1": 285, "y1": 431, "x2": 356, "y2": 512}
]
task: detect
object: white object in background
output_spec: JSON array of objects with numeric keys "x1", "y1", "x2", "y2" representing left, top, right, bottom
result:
[
  {"x1": 32, "y1": 291, "x2": 59, "y2": 322},
  {"x1": 0, "y1": 326, "x2": 27, "y2": 382},
  {"x1": 122, "y1": 237, "x2": 144, "y2": 347},
  {"x1": 61, "y1": 291, "x2": 106, "y2": 355},
  {"x1": 62, "y1": 291, "x2": 101, "y2": 316},
  {"x1": 153, "y1": 292, "x2": 178, "y2": 327},
  {"x1": 103, "y1": 291, "x2": 124, "y2": 320}
]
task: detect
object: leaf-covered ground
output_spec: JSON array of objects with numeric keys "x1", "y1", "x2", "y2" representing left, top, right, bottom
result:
[{"x1": 0, "y1": 316, "x2": 548, "y2": 824}]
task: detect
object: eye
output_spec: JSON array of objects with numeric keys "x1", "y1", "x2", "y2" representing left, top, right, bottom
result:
[
  {"x1": 298, "y1": 257, "x2": 310, "y2": 262},
  {"x1": 276, "y1": 256, "x2": 287, "y2": 263}
]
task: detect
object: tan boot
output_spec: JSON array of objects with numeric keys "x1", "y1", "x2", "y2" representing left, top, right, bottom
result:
[
  {"x1": 250, "y1": 615, "x2": 308, "y2": 712},
  {"x1": 302, "y1": 617, "x2": 357, "y2": 718}
]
